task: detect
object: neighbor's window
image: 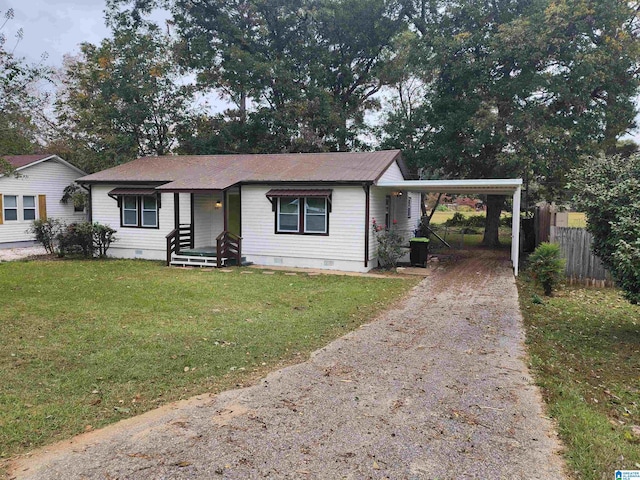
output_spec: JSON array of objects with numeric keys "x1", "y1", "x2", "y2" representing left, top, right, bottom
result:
[
  {"x1": 407, "y1": 196, "x2": 412, "y2": 219},
  {"x1": 23, "y1": 196, "x2": 36, "y2": 221},
  {"x1": 304, "y1": 198, "x2": 328, "y2": 234},
  {"x1": 121, "y1": 195, "x2": 158, "y2": 228},
  {"x1": 3, "y1": 195, "x2": 18, "y2": 221},
  {"x1": 122, "y1": 196, "x2": 138, "y2": 226},
  {"x1": 276, "y1": 196, "x2": 328, "y2": 234}
]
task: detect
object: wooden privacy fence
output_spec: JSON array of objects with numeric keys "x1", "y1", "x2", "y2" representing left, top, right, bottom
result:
[{"x1": 550, "y1": 227, "x2": 614, "y2": 287}]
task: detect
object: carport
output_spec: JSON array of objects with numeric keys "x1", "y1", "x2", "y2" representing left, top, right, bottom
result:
[{"x1": 376, "y1": 179, "x2": 523, "y2": 275}]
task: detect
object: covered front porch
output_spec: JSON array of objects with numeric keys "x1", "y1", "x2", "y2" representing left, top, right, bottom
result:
[{"x1": 164, "y1": 186, "x2": 242, "y2": 267}]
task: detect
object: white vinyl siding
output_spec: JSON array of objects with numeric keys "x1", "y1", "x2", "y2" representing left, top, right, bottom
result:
[
  {"x1": 377, "y1": 160, "x2": 405, "y2": 183},
  {"x1": 0, "y1": 158, "x2": 86, "y2": 245},
  {"x1": 242, "y1": 185, "x2": 366, "y2": 270},
  {"x1": 90, "y1": 184, "x2": 175, "y2": 260},
  {"x1": 193, "y1": 193, "x2": 224, "y2": 248}
]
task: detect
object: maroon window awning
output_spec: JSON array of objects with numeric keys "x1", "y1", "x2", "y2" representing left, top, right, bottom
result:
[
  {"x1": 108, "y1": 188, "x2": 159, "y2": 197},
  {"x1": 265, "y1": 189, "x2": 332, "y2": 199}
]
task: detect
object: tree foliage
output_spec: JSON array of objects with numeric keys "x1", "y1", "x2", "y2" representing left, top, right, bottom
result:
[
  {"x1": 0, "y1": 8, "x2": 51, "y2": 157},
  {"x1": 382, "y1": 0, "x2": 640, "y2": 245},
  {"x1": 569, "y1": 154, "x2": 640, "y2": 304},
  {"x1": 108, "y1": 0, "x2": 406, "y2": 153},
  {"x1": 54, "y1": 20, "x2": 194, "y2": 172}
]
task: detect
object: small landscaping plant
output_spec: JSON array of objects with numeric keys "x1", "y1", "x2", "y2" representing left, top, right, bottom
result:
[
  {"x1": 27, "y1": 218, "x2": 64, "y2": 254},
  {"x1": 29, "y1": 220, "x2": 117, "y2": 258},
  {"x1": 372, "y1": 217, "x2": 405, "y2": 269},
  {"x1": 58, "y1": 222, "x2": 117, "y2": 258},
  {"x1": 528, "y1": 242, "x2": 565, "y2": 296}
]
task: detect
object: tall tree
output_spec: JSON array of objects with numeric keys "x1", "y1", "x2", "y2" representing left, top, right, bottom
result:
[
  {"x1": 385, "y1": 0, "x2": 640, "y2": 245},
  {"x1": 109, "y1": 0, "x2": 406, "y2": 152},
  {"x1": 54, "y1": 20, "x2": 194, "y2": 172}
]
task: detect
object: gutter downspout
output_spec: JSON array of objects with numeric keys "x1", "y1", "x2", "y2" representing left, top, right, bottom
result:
[{"x1": 363, "y1": 183, "x2": 370, "y2": 269}]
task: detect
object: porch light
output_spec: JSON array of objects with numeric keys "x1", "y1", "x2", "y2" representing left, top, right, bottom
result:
[
  {"x1": 215, "y1": 199, "x2": 222, "y2": 209},
  {"x1": 392, "y1": 191, "x2": 403, "y2": 197}
]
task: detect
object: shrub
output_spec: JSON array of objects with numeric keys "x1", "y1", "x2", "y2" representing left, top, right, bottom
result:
[
  {"x1": 58, "y1": 222, "x2": 117, "y2": 258},
  {"x1": 372, "y1": 218, "x2": 405, "y2": 269},
  {"x1": 444, "y1": 212, "x2": 467, "y2": 226},
  {"x1": 569, "y1": 154, "x2": 640, "y2": 304},
  {"x1": 528, "y1": 242, "x2": 565, "y2": 296},
  {"x1": 27, "y1": 218, "x2": 63, "y2": 254},
  {"x1": 93, "y1": 223, "x2": 117, "y2": 256}
]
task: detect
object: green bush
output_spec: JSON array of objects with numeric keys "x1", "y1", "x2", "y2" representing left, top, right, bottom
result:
[
  {"x1": 569, "y1": 154, "x2": 640, "y2": 304},
  {"x1": 27, "y1": 218, "x2": 64, "y2": 254},
  {"x1": 528, "y1": 242, "x2": 565, "y2": 296},
  {"x1": 372, "y1": 218, "x2": 405, "y2": 269},
  {"x1": 57, "y1": 222, "x2": 118, "y2": 258},
  {"x1": 444, "y1": 213, "x2": 487, "y2": 228}
]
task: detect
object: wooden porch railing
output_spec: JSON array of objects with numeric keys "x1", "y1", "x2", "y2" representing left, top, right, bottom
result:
[
  {"x1": 165, "y1": 224, "x2": 193, "y2": 265},
  {"x1": 216, "y1": 231, "x2": 242, "y2": 267}
]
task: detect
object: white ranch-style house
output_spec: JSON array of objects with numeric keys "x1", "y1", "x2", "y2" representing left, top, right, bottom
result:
[
  {"x1": 0, "y1": 155, "x2": 87, "y2": 247},
  {"x1": 78, "y1": 150, "x2": 523, "y2": 273}
]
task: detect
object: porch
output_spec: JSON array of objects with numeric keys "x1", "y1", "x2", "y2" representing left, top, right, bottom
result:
[{"x1": 164, "y1": 187, "x2": 243, "y2": 268}]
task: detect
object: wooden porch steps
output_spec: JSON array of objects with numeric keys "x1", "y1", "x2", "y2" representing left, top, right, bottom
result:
[
  {"x1": 170, "y1": 253, "x2": 221, "y2": 267},
  {"x1": 169, "y1": 253, "x2": 250, "y2": 268}
]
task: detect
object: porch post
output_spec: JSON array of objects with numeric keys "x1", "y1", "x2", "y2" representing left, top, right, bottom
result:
[
  {"x1": 174, "y1": 193, "x2": 179, "y2": 229},
  {"x1": 511, "y1": 186, "x2": 521, "y2": 276},
  {"x1": 223, "y1": 189, "x2": 228, "y2": 232}
]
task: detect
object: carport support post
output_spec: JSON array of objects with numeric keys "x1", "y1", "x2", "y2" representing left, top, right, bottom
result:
[{"x1": 511, "y1": 186, "x2": 521, "y2": 276}]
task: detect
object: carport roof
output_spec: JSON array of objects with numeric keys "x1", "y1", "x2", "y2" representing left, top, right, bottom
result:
[{"x1": 376, "y1": 178, "x2": 522, "y2": 195}]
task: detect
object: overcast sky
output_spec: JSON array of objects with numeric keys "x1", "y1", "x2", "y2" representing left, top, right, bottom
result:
[{"x1": 3, "y1": 0, "x2": 110, "y2": 66}]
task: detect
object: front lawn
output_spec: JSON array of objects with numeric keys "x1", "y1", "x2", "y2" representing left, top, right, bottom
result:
[
  {"x1": 518, "y1": 278, "x2": 640, "y2": 479},
  {"x1": 0, "y1": 260, "x2": 417, "y2": 462}
]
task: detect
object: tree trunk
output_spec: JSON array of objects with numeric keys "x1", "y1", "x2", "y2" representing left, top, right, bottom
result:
[{"x1": 482, "y1": 195, "x2": 505, "y2": 246}]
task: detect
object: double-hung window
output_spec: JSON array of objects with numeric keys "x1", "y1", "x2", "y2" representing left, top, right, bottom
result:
[
  {"x1": 274, "y1": 194, "x2": 329, "y2": 235},
  {"x1": 304, "y1": 198, "x2": 327, "y2": 233},
  {"x1": 141, "y1": 196, "x2": 158, "y2": 227},
  {"x1": 122, "y1": 196, "x2": 139, "y2": 226},
  {"x1": 23, "y1": 196, "x2": 36, "y2": 221},
  {"x1": 3, "y1": 195, "x2": 18, "y2": 221},
  {"x1": 277, "y1": 198, "x2": 299, "y2": 232},
  {"x1": 120, "y1": 195, "x2": 159, "y2": 228}
]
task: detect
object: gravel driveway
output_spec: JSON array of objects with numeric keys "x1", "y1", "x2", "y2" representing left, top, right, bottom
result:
[{"x1": 9, "y1": 249, "x2": 566, "y2": 479}]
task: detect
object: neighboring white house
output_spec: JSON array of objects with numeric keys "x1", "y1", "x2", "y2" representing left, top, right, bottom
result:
[
  {"x1": 78, "y1": 150, "x2": 422, "y2": 272},
  {"x1": 0, "y1": 155, "x2": 87, "y2": 247}
]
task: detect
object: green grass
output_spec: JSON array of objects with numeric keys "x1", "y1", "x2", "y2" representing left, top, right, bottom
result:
[
  {"x1": 518, "y1": 277, "x2": 640, "y2": 479},
  {"x1": 0, "y1": 259, "x2": 418, "y2": 462},
  {"x1": 430, "y1": 210, "x2": 587, "y2": 228},
  {"x1": 568, "y1": 212, "x2": 587, "y2": 228}
]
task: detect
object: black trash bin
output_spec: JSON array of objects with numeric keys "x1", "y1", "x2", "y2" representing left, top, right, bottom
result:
[{"x1": 409, "y1": 237, "x2": 430, "y2": 267}]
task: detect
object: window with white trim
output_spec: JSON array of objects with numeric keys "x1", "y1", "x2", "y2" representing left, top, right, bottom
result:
[
  {"x1": 120, "y1": 195, "x2": 159, "y2": 228},
  {"x1": 142, "y1": 195, "x2": 158, "y2": 227},
  {"x1": 277, "y1": 198, "x2": 299, "y2": 232},
  {"x1": 276, "y1": 196, "x2": 329, "y2": 234},
  {"x1": 3, "y1": 195, "x2": 18, "y2": 221},
  {"x1": 407, "y1": 196, "x2": 412, "y2": 219},
  {"x1": 23, "y1": 196, "x2": 36, "y2": 221},
  {"x1": 122, "y1": 196, "x2": 138, "y2": 226},
  {"x1": 304, "y1": 198, "x2": 327, "y2": 233}
]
